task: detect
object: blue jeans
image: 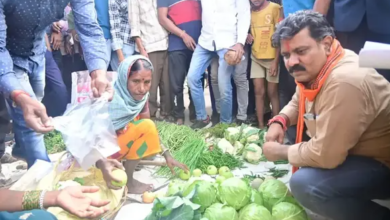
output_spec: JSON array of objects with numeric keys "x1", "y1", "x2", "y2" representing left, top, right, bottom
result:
[
  {"x1": 6, "y1": 63, "x2": 49, "y2": 168},
  {"x1": 0, "y1": 210, "x2": 57, "y2": 220},
  {"x1": 290, "y1": 156, "x2": 390, "y2": 220},
  {"x1": 187, "y1": 45, "x2": 234, "y2": 123},
  {"x1": 42, "y1": 50, "x2": 68, "y2": 117},
  {"x1": 110, "y1": 43, "x2": 135, "y2": 71}
]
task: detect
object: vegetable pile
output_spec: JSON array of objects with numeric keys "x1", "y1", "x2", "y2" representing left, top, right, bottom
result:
[
  {"x1": 145, "y1": 175, "x2": 308, "y2": 220},
  {"x1": 156, "y1": 122, "x2": 288, "y2": 179}
]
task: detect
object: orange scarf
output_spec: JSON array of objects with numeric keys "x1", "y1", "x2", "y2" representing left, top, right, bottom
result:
[{"x1": 292, "y1": 39, "x2": 345, "y2": 173}]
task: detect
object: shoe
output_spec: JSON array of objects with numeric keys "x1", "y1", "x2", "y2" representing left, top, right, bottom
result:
[
  {"x1": 235, "y1": 119, "x2": 247, "y2": 126},
  {"x1": 190, "y1": 116, "x2": 212, "y2": 129},
  {"x1": 189, "y1": 111, "x2": 196, "y2": 123},
  {"x1": 211, "y1": 113, "x2": 220, "y2": 126},
  {"x1": 5, "y1": 133, "x2": 14, "y2": 143},
  {"x1": 1, "y1": 154, "x2": 18, "y2": 164}
]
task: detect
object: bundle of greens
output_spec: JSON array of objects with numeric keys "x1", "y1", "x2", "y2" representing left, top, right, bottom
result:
[
  {"x1": 44, "y1": 131, "x2": 66, "y2": 154},
  {"x1": 157, "y1": 122, "x2": 203, "y2": 153},
  {"x1": 157, "y1": 138, "x2": 207, "y2": 177},
  {"x1": 196, "y1": 147, "x2": 244, "y2": 172},
  {"x1": 200, "y1": 123, "x2": 236, "y2": 138}
]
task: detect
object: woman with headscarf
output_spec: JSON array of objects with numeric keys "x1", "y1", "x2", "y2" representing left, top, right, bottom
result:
[{"x1": 96, "y1": 55, "x2": 188, "y2": 194}]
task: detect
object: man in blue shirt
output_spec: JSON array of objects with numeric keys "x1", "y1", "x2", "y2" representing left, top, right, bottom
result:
[
  {"x1": 95, "y1": 0, "x2": 113, "y2": 67},
  {"x1": 315, "y1": 0, "x2": 390, "y2": 81},
  {"x1": 0, "y1": 0, "x2": 114, "y2": 168}
]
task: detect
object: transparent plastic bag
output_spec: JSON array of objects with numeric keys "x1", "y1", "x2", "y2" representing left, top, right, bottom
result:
[{"x1": 53, "y1": 96, "x2": 120, "y2": 170}]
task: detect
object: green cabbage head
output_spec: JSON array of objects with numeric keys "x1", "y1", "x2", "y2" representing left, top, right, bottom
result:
[
  {"x1": 259, "y1": 179, "x2": 291, "y2": 210},
  {"x1": 218, "y1": 178, "x2": 251, "y2": 210},
  {"x1": 182, "y1": 180, "x2": 217, "y2": 212},
  {"x1": 203, "y1": 203, "x2": 238, "y2": 220},
  {"x1": 272, "y1": 202, "x2": 308, "y2": 220},
  {"x1": 238, "y1": 203, "x2": 272, "y2": 220}
]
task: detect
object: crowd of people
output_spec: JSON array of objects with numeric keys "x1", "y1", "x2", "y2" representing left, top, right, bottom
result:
[{"x1": 0, "y1": 0, "x2": 390, "y2": 220}]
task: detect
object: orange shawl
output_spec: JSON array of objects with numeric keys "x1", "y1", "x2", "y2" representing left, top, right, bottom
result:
[{"x1": 293, "y1": 39, "x2": 345, "y2": 173}]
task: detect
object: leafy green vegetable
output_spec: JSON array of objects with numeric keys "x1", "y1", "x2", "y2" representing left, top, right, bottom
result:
[
  {"x1": 250, "y1": 189, "x2": 263, "y2": 205},
  {"x1": 182, "y1": 180, "x2": 217, "y2": 212},
  {"x1": 44, "y1": 131, "x2": 66, "y2": 154},
  {"x1": 259, "y1": 179, "x2": 292, "y2": 211},
  {"x1": 201, "y1": 123, "x2": 236, "y2": 138},
  {"x1": 145, "y1": 196, "x2": 202, "y2": 220},
  {"x1": 196, "y1": 147, "x2": 244, "y2": 173},
  {"x1": 272, "y1": 202, "x2": 308, "y2": 220},
  {"x1": 73, "y1": 177, "x2": 85, "y2": 186},
  {"x1": 238, "y1": 203, "x2": 272, "y2": 220},
  {"x1": 218, "y1": 178, "x2": 251, "y2": 210},
  {"x1": 203, "y1": 203, "x2": 238, "y2": 220},
  {"x1": 269, "y1": 168, "x2": 289, "y2": 178}
]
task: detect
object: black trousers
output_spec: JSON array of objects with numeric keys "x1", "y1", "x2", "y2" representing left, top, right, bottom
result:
[
  {"x1": 0, "y1": 96, "x2": 10, "y2": 158},
  {"x1": 168, "y1": 50, "x2": 204, "y2": 119}
]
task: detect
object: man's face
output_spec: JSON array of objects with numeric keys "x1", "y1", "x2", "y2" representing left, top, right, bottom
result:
[
  {"x1": 280, "y1": 28, "x2": 332, "y2": 85},
  {"x1": 250, "y1": 0, "x2": 266, "y2": 7}
]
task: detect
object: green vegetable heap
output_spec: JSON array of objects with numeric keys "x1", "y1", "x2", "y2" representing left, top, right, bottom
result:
[{"x1": 146, "y1": 177, "x2": 308, "y2": 220}]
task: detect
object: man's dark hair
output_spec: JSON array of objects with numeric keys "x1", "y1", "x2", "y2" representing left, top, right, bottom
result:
[{"x1": 272, "y1": 10, "x2": 335, "y2": 48}]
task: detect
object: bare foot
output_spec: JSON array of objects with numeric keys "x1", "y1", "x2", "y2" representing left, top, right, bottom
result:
[{"x1": 127, "y1": 179, "x2": 154, "y2": 194}]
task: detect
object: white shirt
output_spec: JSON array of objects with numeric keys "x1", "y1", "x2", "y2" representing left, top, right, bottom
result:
[{"x1": 198, "y1": 0, "x2": 251, "y2": 51}]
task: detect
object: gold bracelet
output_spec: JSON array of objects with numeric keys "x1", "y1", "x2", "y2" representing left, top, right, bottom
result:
[{"x1": 22, "y1": 190, "x2": 42, "y2": 210}]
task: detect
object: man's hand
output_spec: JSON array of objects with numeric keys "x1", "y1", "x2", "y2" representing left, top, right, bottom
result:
[
  {"x1": 265, "y1": 123, "x2": 285, "y2": 144},
  {"x1": 13, "y1": 92, "x2": 54, "y2": 133},
  {"x1": 246, "y1": 34, "x2": 254, "y2": 45},
  {"x1": 230, "y1": 43, "x2": 245, "y2": 64},
  {"x1": 52, "y1": 22, "x2": 62, "y2": 33},
  {"x1": 139, "y1": 48, "x2": 149, "y2": 58},
  {"x1": 182, "y1": 32, "x2": 196, "y2": 51},
  {"x1": 51, "y1": 32, "x2": 63, "y2": 50},
  {"x1": 90, "y1": 70, "x2": 114, "y2": 101},
  {"x1": 270, "y1": 60, "x2": 279, "y2": 76},
  {"x1": 262, "y1": 142, "x2": 289, "y2": 161},
  {"x1": 96, "y1": 159, "x2": 125, "y2": 190},
  {"x1": 163, "y1": 152, "x2": 189, "y2": 175}
]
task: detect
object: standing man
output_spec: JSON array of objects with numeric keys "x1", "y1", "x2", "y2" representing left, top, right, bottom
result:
[
  {"x1": 157, "y1": 0, "x2": 202, "y2": 125},
  {"x1": 314, "y1": 0, "x2": 390, "y2": 81},
  {"x1": 95, "y1": 0, "x2": 113, "y2": 69},
  {"x1": 129, "y1": 0, "x2": 172, "y2": 120},
  {"x1": 187, "y1": 0, "x2": 251, "y2": 129},
  {"x1": 109, "y1": 0, "x2": 135, "y2": 71},
  {"x1": 0, "y1": 0, "x2": 113, "y2": 168}
]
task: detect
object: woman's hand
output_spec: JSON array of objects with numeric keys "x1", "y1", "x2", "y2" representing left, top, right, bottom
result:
[
  {"x1": 96, "y1": 159, "x2": 125, "y2": 190},
  {"x1": 55, "y1": 186, "x2": 110, "y2": 218},
  {"x1": 164, "y1": 152, "x2": 189, "y2": 175}
]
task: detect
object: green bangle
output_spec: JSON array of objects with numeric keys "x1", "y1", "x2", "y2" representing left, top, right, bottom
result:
[{"x1": 22, "y1": 190, "x2": 41, "y2": 210}]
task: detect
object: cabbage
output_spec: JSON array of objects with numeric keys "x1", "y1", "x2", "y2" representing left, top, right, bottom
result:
[
  {"x1": 182, "y1": 180, "x2": 217, "y2": 212},
  {"x1": 166, "y1": 180, "x2": 185, "y2": 196},
  {"x1": 218, "y1": 177, "x2": 251, "y2": 210},
  {"x1": 203, "y1": 203, "x2": 238, "y2": 220},
  {"x1": 250, "y1": 189, "x2": 263, "y2": 205},
  {"x1": 224, "y1": 127, "x2": 241, "y2": 144},
  {"x1": 272, "y1": 202, "x2": 308, "y2": 220},
  {"x1": 259, "y1": 179, "x2": 292, "y2": 211},
  {"x1": 243, "y1": 143, "x2": 262, "y2": 164},
  {"x1": 217, "y1": 138, "x2": 236, "y2": 155},
  {"x1": 238, "y1": 203, "x2": 272, "y2": 220}
]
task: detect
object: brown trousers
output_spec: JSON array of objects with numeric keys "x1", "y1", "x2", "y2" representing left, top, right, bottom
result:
[{"x1": 148, "y1": 50, "x2": 172, "y2": 116}]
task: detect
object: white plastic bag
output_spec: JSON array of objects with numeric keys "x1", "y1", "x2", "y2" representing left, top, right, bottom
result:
[{"x1": 53, "y1": 97, "x2": 120, "y2": 170}]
